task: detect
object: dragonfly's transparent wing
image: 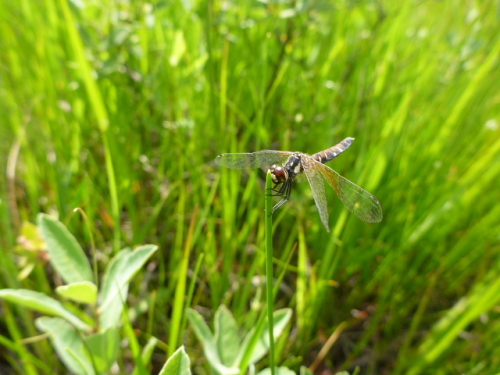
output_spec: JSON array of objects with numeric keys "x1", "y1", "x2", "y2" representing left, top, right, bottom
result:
[
  {"x1": 312, "y1": 159, "x2": 383, "y2": 223},
  {"x1": 294, "y1": 172, "x2": 307, "y2": 183},
  {"x1": 215, "y1": 150, "x2": 292, "y2": 172},
  {"x1": 302, "y1": 159, "x2": 330, "y2": 232}
]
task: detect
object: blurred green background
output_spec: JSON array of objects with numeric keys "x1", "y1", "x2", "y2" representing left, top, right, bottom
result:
[{"x1": 1, "y1": 0, "x2": 500, "y2": 373}]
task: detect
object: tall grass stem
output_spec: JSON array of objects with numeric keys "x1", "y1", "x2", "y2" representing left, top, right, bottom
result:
[{"x1": 265, "y1": 171, "x2": 275, "y2": 375}]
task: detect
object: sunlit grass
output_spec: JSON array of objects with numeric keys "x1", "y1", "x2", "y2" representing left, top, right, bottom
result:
[{"x1": 1, "y1": 0, "x2": 499, "y2": 373}]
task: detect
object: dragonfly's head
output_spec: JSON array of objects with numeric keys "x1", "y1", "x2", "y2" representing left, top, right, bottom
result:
[{"x1": 269, "y1": 164, "x2": 288, "y2": 184}]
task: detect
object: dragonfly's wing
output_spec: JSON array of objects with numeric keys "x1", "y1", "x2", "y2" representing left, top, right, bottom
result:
[
  {"x1": 215, "y1": 150, "x2": 292, "y2": 172},
  {"x1": 313, "y1": 160, "x2": 383, "y2": 223},
  {"x1": 294, "y1": 173, "x2": 307, "y2": 183},
  {"x1": 302, "y1": 159, "x2": 330, "y2": 232}
]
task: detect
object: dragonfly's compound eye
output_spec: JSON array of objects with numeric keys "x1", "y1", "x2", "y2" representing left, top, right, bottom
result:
[{"x1": 269, "y1": 164, "x2": 288, "y2": 183}]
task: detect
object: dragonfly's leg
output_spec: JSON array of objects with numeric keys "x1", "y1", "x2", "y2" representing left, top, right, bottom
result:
[
  {"x1": 272, "y1": 198, "x2": 288, "y2": 212},
  {"x1": 266, "y1": 183, "x2": 282, "y2": 196},
  {"x1": 267, "y1": 182, "x2": 288, "y2": 197},
  {"x1": 266, "y1": 182, "x2": 279, "y2": 191},
  {"x1": 283, "y1": 179, "x2": 292, "y2": 200},
  {"x1": 277, "y1": 182, "x2": 288, "y2": 195},
  {"x1": 271, "y1": 180, "x2": 292, "y2": 212}
]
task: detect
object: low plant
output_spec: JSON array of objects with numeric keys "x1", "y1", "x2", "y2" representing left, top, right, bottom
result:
[
  {"x1": 0, "y1": 214, "x2": 158, "y2": 374},
  {"x1": 187, "y1": 305, "x2": 292, "y2": 374}
]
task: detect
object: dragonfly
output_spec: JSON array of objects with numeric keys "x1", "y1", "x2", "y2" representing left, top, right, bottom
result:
[{"x1": 215, "y1": 137, "x2": 383, "y2": 231}]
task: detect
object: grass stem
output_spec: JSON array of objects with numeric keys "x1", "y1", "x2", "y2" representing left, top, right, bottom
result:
[{"x1": 265, "y1": 171, "x2": 275, "y2": 375}]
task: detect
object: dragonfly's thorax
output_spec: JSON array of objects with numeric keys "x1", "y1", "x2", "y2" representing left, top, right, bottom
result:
[{"x1": 283, "y1": 153, "x2": 304, "y2": 179}]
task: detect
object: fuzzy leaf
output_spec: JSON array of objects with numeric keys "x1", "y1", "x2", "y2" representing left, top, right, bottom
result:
[
  {"x1": 83, "y1": 327, "x2": 119, "y2": 373},
  {"x1": 0, "y1": 289, "x2": 90, "y2": 331},
  {"x1": 237, "y1": 309, "x2": 292, "y2": 365},
  {"x1": 36, "y1": 317, "x2": 94, "y2": 375},
  {"x1": 56, "y1": 281, "x2": 97, "y2": 304},
  {"x1": 99, "y1": 245, "x2": 157, "y2": 329},
  {"x1": 186, "y1": 308, "x2": 239, "y2": 375},
  {"x1": 214, "y1": 305, "x2": 240, "y2": 366},
  {"x1": 37, "y1": 214, "x2": 93, "y2": 283},
  {"x1": 158, "y1": 346, "x2": 191, "y2": 375}
]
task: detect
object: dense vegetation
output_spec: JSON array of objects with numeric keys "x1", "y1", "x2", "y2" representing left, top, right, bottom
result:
[{"x1": 1, "y1": 0, "x2": 499, "y2": 374}]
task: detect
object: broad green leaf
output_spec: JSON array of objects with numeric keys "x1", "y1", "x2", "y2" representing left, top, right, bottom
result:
[
  {"x1": 257, "y1": 367, "x2": 296, "y2": 375},
  {"x1": 214, "y1": 305, "x2": 240, "y2": 366},
  {"x1": 35, "y1": 317, "x2": 94, "y2": 375},
  {"x1": 56, "y1": 281, "x2": 98, "y2": 304},
  {"x1": 83, "y1": 326, "x2": 119, "y2": 374},
  {"x1": 186, "y1": 309, "x2": 218, "y2": 361},
  {"x1": 186, "y1": 308, "x2": 240, "y2": 375},
  {"x1": 0, "y1": 289, "x2": 91, "y2": 331},
  {"x1": 158, "y1": 346, "x2": 191, "y2": 375},
  {"x1": 236, "y1": 309, "x2": 292, "y2": 366},
  {"x1": 300, "y1": 367, "x2": 313, "y2": 375},
  {"x1": 98, "y1": 248, "x2": 130, "y2": 330},
  {"x1": 99, "y1": 245, "x2": 158, "y2": 330},
  {"x1": 37, "y1": 214, "x2": 92, "y2": 283}
]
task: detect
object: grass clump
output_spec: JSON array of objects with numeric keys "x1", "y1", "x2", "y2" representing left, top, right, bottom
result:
[{"x1": 1, "y1": 0, "x2": 499, "y2": 373}]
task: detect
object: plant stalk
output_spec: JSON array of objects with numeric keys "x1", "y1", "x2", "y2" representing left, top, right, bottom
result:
[{"x1": 265, "y1": 171, "x2": 275, "y2": 375}]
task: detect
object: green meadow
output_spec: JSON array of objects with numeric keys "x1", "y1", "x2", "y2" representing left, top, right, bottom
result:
[{"x1": 1, "y1": 0, "x2": 499, "y2": 374}]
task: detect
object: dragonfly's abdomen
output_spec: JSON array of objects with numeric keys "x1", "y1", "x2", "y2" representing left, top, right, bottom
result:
[{"x1": 312, "y1": 137, "x2": 354, "y2": 163}]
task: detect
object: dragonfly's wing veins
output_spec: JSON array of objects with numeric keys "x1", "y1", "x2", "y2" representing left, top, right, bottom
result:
[
  {"x1": 313, "y1": 160, "x2": 383, "y2": 223},
  {"x1": 294, "y1": 173, "x2": 307, "y2": 183},
  {"x1": 302, "y1": 158, "x2": 330, "y2": 232},
  {"x1": 215, "y1": 150, "x2": 292, "y2": 172}
]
